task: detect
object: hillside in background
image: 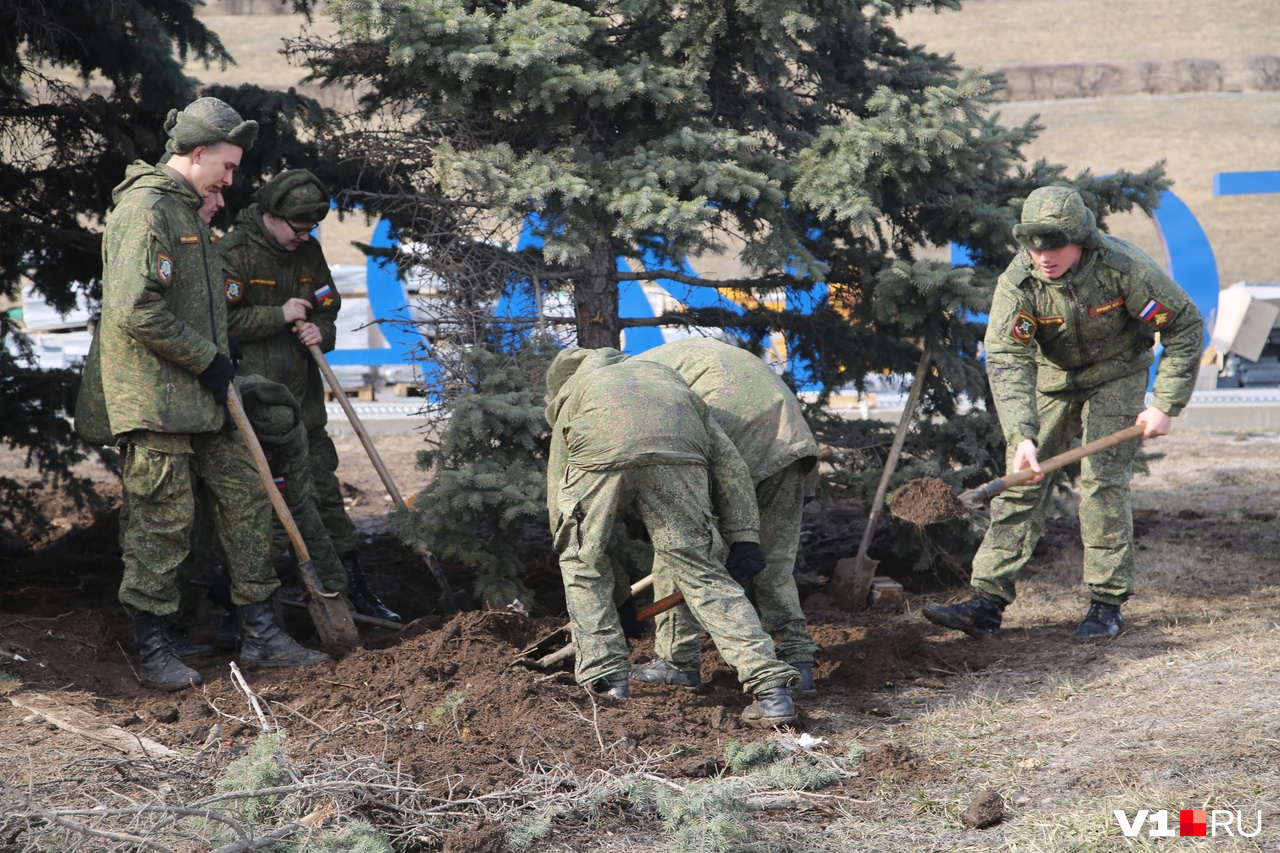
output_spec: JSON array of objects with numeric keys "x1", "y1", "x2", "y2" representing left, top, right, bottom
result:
[
  {"x1": 189, "y1": 0, "x2": 1280, "y2": 296},
  {"x1": 892, "y1": 0, "x2": 1280, "y2": 295}
]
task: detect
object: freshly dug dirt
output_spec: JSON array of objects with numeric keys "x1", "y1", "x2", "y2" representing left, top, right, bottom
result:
[{"x1": 889, "y1": 476, "x2": 967, "y2": 527}]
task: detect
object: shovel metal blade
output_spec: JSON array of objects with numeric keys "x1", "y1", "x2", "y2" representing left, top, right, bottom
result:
[
  {"x1": 829, "y1": 554, "x2": 879, "y2": 611},
  {"x1": 297, "y1": 559, "x2": 359, "y2": 656}
]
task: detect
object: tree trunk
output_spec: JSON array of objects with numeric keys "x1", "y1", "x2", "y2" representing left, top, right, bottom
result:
[{"x1": 572, "y1": 234, "x2": 621, "y2": 349}]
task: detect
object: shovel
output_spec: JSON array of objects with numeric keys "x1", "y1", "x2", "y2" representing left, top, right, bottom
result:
[
  {"x1": 890, "y1": 423, "x2": 1148, "y2": 526},
  {"x1": 301, "y1": 327, "x2": 458, "y2": 612},
  {"x1": 828, "y1": 348, "x2": 932, "y2": 611},
  {"x1": 227, "y1": 386, "x2": 360, "y2": 656},
  {"x1": 957, "y1": 423, "x2": 1147, "y2": 509}
]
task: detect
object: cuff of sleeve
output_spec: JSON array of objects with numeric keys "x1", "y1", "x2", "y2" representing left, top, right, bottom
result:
[
  {"x1": 1154, "y1": 399, "x2": 1184, "y2": 417},
  {"x1": 195, "y1": 344, "x2": 220, "y2": 374},
  {"x1": 275, "y1": 307, "x2": 288, "y2": 327},
  {"x1": 723, "y1": 531, "x2": 760, "y2": 546},
  {"x1": 1010, "y1": 431, "x2": 1038, "y2": 448}
]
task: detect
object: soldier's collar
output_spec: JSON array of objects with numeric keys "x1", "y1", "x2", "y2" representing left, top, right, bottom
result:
[{"x1": 157, "y1": 163, "x2": 201, "y2": 208}]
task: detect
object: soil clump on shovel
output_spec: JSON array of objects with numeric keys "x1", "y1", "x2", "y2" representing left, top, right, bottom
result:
[{"x1": 890, "y1": 477, "x2": 966, "y2": 527}]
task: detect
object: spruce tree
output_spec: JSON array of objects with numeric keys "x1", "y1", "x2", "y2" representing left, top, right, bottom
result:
[{"x1": 390, "y1": 340, "x2": 555, "y2": 609}]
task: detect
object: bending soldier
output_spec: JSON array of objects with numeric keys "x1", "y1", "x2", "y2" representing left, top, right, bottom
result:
[
  {"x1": 545, "y1": 347, "x2": 800, "y2": 726},
  {"x1": 75, "y1": 98, "x2": 331, "y2": 691},
  {"x1": 631, "y1": 338, "x2": 821, "y2": 694},
  {"x1": 923, "y1": 186, "x2": 1203, "y2": 641},
  {"x1": 220, "y1": 169, "x2": 399, "y2": 622}
]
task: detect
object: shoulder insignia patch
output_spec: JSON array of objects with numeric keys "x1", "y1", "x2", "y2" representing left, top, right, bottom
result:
[
  {"x1": 249, "y1": 278, "x2": 276, "y2": 287},
  {"x1": 1088, "y1": 296, "x2": 1125, "y2": 318},
  {"x1": 298, "y1": 276, "x2": 318, "y2": 286},
  {"x1": 1139, "y1": 299, "x2": 1173, "y2": 328},
  {"x1": 1035, "y1": 315, "x2": 1065, "y2": 326},
  {"x1": 179, "y1": 234, "x2": 200, "y2": 245},
  {"x1": 226, "y1": 277, "x2": 243, "y2": 303},
  {"x1": 313, "y1": 283, "x2": 335, "y2": 307},
  {"x1": 155, "y1": 253, "x2": 173, "y2": 284},
  {"x1": 1011, "y1": 310, "x2": 1037, "y2": 343}
]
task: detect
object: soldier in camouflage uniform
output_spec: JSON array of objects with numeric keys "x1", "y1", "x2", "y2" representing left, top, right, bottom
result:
[
  {"x1": 545, "y1": 347, "x2": 800, "y2": 726},
  {"x1": 74, "y1": 98, "x2": 331, "y2": 691},
  {"x1": 629, "y1": 338, "x2": 822, "y2": 694},
  {"x1": 220, "y1": 170, "x2": 399, "y2": 622},
  {"x1": 923, "y1": 186, "x2": 1203, "y2": 642}
]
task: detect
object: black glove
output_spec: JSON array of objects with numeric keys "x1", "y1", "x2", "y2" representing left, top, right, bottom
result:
[
  {"x1": 228, "y1": 336, "x2": 243, "y2": 368},
  {"x1": 197, "y1": 353, "x2": 235, "y2": 404},
  {"x1": 617, "y1": 594, "x2": 646, "y2": 639},
  {"x1": 725, "y1": 541, "x2": 767, "y2": 586}
]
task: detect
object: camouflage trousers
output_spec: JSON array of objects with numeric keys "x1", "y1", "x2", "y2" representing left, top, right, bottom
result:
[
  {"x1": 970, "y1": 369, "x2": 1146, "y2": 607},
  {"x1": 655, "y1": 460, "x2": 819, "y2": 667},
  {"x1": 554, "y1": 462, "x2": 798, "y2": 693},
  {"x1": 119, "y1": 430, "x2": 279, "y2": 616},
  {"x1": 308, "y1": 426, "x2": 359, "y2": 557},
  {"x1": 176, "y1": 416, "x2": 348, "y2": 619}
]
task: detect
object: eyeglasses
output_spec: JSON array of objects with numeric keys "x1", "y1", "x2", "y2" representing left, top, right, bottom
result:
[{"x1": 284, "y1": 220, "x2": 316, "y2": 237}]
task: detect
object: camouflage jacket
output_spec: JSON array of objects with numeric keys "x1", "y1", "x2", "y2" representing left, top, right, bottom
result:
[
  {"x1": 75, "y1": 162, "x2": 228, "y2": 442},
  {"x1": 544, "y1": 348, "x2": 760, "y2": 544},
  {"x1": 221, "y1": 205, "x2": 340, "y2": 431},
  {"x1": 636, "y1": 338, "x2": 818, "y2": 483},
  {"x1": 986, "y1": 235, "x2": 1204, "y2": 447}
]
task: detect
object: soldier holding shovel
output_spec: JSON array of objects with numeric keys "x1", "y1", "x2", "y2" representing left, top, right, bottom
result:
[{"x1": 923, "y1": 186, "x2": 1202, "y2": 642}]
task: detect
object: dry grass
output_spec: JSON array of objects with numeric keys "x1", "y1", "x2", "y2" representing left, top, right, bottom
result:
[
  {"x1": 815, "y1": 426, "x2": 1280, "y2": 851},
  {"x1": 894, "y1": 0, "x2": 1279, "y2": 70}
]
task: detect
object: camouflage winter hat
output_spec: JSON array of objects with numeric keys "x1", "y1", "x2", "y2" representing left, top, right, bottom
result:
[
  {"x1": 164, "y1": 97, "x2": 258, "y2": 155},
  {"x1": 257, "y1": 169, "x2": 331, "y2": 224},
  {"x1": 1012, "y1": 186, "x2": 1100, "y2": 250}
]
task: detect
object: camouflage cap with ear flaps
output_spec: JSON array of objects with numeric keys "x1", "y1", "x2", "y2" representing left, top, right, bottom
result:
[
  {"x1": 257, "y1": 169, "x2": 331, "y2": 224},
  {"x1": 164, "y1": 97, "x2": 258, "y2": 155},
  {"x1": 1013, "y1": 186, "x2": 1100, "y2": 250}
]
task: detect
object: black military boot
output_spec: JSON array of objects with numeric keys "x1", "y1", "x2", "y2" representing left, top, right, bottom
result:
[
  {"x1": 164, "y1": 625, "x2": 215, "y2": 659},
  {"x1": 342, "y1": 552, "x2": 401, "y2": 622},
  {"x1": 630, "y1": 658, "x2": 701, "y2": 689},
  {"x1": 213, "y1": 607, "x2": 240, "y2": 651},
  {"x1": 1074, "y1": 601, "x2": 1125, "y2": 641},
  {"x1": 594, "y1": 677, "x2": 630, "y2": 699},
  {"x1": 793, "y1": 662, "x2": 818, "y2": 697},
  {"x1": 134, "y1": 615, "x2": 202, "y2": 691},
  {"x1": 921, "y1": 596, "x2": 1004, "y2": 639},
  {"x1": 237, "y1": 597, "x2": 332, "y2": 670},
  {"x1": 741, "y1": 686, "x2": 797, "y2": 727}
]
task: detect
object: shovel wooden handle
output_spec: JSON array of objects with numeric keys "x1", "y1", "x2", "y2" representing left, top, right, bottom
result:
[
  {"x1": 302, "y1": 330, "x2": 458, "y2": 612},
  {"x1": 227, "y1": 386, "x2": 312, "y2": 566},
  {"x1": 531, "y1": 587, "x2": 687, "y2": 670},
  {"x1": 959, "y1": 423, "x2": 1146, "y2": 508},
  {"x1": 829, "y1": 347, "x2": 931, "y2": 611},
  {"x1": 227, "y1": 385, "x2": 359, "y2": 655},
  {"x1": 307, "y1": 340, "x2": 405, "y2": 506}
]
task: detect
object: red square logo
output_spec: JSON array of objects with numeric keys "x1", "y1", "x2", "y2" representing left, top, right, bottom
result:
[{"x1": 1180, "y1": 810, "x2": 1207, "y2": 837}]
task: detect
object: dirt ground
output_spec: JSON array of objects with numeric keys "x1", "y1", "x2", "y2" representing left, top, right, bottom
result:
[{"x1": 2, "y1": 426, "x2": 1280, "y2": 851}]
